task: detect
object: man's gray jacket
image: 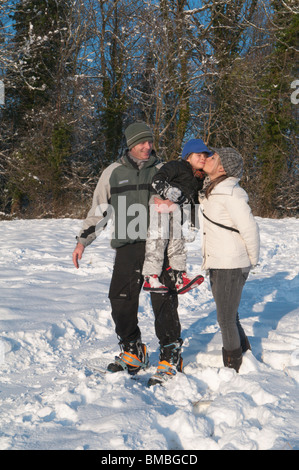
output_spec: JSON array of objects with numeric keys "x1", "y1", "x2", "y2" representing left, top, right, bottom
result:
[{"x1": 77, "y1": 150, "x2": 163, "y2": 249}]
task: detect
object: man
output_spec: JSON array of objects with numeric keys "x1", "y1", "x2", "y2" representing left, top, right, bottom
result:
[{"x1": 72, "y1": 122, "x2": 183, "y2": 386}]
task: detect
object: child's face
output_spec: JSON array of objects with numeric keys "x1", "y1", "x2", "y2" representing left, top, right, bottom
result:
[{"x1": 187, "y1": 152, "x2": 207, "y2": 170}]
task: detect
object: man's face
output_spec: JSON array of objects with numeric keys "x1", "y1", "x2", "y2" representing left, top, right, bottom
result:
[{"x1": 130, "y1": 140, "x2": 153, "y2": 160}]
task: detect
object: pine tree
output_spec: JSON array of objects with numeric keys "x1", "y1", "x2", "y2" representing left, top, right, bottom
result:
[
  {"x1": 3, "y1": 0, "x2": 74, "y2": 215},
  {"x1": 99, "y1": 0, "x2": 126, "y2": 164},
  {"x1": 206, "y1": 0, "x2": 258, "y2": 148},
  {"x1": 256, "y1": 0, "x2": 298, "y2": 215},
  {"x1": 7, "y1": 0, "x2": 73, "y2": 122}
]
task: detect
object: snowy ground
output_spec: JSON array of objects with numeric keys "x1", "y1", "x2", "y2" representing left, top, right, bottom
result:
[{"x1": 0, "y1": 217, "x2": 298, "y2": 450}]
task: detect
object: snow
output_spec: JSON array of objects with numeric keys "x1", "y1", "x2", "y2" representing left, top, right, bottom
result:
[{"x1": 0, "y1": 216, "x2": 298, "y2": 451}]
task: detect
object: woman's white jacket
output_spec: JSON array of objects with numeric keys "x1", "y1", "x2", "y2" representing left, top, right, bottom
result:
[{"x1": 198, "y1": 177, "x2": 260, "y2": 270}]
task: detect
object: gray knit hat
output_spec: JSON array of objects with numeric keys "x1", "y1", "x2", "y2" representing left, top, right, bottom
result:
[
  {"x1": 125, "y1": 122, "x2": 153, "y2": 149},
  {"x1": 211, "y1": 147, "x2": 243, "y2": 179}
]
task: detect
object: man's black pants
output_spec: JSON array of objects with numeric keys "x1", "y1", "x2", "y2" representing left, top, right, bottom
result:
[{"x1": 108, "y1": 242, "x2": 181, "y2": 346}]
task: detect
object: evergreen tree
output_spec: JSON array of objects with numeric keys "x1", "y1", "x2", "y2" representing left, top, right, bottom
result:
[
  {"x1": 3, "y1": 0, "x2": 74, "y2": 215},
  {"x1": 206, "y1": 0, "x2": 258, "y2": 148},
  {"x1": 256, "y1": 0, "x2": 298, "y2": 215},
  {"x1": 7, "y1": 0, "x2": 71, "y2": 120},
  {"x1": 2, "y1": 0, "x2": 83, "y2": 142},
  {"x1": 157, "y1": 0, "x2": 191, "y2": 159},
  {"x1": 0, "y1": 0, "x2": 297, "y2": 218},
  {"x1": 99, "y1": 0, "x2": 126, "y2": 164}
]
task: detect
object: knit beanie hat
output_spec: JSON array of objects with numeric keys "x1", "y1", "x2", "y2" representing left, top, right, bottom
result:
[
  {"x1": 212, "y1": 147, "x2": 243, "y2": 179},
  {"x1": 125, "y1": 122, "x2": 153, "y2": 149},
  {"x1": 181, "y1": 139, "x2": 214, "y2": 160}
]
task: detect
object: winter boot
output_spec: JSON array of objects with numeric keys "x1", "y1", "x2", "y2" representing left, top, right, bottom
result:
[
  {"x1": 147, "y1": 339, "x2": 183, "y2": 386},
  {"x1": 241, "y1": 335, "x2": 251, "y2": 354},
  {"x1": 173, "y1": 270, "x2": 204, "y2": 295},
  {"x1": 143, "y1": 275, "x2": 169, "y2": 293},
  {"x1": 222, "y1": 346, "x2": 243, "y2": 373},
  {"x1": 107, "y1": 338, "x2": 149, "y2": 375}
]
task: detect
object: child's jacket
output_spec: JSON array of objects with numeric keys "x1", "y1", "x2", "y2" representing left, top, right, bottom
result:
[{"x1": 152, "y1": 159, "x2": 205, "y2": 206}]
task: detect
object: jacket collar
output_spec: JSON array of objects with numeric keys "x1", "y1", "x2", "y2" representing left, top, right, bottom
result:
[{"x1": 211, "y1": 177, "x2": 240, "y2": 196}]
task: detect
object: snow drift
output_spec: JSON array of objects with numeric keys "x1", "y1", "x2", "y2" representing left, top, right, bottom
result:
[{"x1": 0, "y1": 217, "x2": 298, "y2": 450}]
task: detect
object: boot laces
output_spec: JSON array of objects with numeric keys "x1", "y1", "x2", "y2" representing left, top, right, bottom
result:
[{"x1": 160, "y1": 339, "x2": 183, "y2": 366}]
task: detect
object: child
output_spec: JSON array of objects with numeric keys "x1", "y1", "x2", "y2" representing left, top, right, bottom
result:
[
  {"x1": 142, "y1": 139, "x2": 213, "y2": 294},
  {"x1": 199, "y1": 148, "x2": 260, "y2": 372}
]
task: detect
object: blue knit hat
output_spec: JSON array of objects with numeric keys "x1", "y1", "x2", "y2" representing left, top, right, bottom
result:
[{"x1": 181, "y1": 139, "x2": 214, "y2": 160}]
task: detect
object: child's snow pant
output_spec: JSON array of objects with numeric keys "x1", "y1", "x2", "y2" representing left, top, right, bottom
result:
[{"x1": 142, "y1": 198, "x2": 187, "y2": 277}]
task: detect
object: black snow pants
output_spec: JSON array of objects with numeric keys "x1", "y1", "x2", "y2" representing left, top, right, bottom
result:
[{"x1": 108, "y1": 242, "x2": 181, "y2": 346}]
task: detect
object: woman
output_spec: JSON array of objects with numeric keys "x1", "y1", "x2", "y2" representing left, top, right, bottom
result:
[{"x1": 198, "y1": 148, "x2": 260, "y2": 372}]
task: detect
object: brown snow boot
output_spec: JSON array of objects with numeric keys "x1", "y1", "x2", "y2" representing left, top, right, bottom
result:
[
  {"x1": 222, "y1": 346, "x2": 243, "y2": 373},
  {"x1": 241, "y1": 335, "x2": 251, "y2": 354}
]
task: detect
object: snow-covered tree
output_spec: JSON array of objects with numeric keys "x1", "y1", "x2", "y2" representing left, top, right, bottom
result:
[
  {"x1": 0, "y1": 0, "x2": 297, "y2": 218},
  {"x1": 255, "y1": 0, "x2": 299, "y2": 216}
]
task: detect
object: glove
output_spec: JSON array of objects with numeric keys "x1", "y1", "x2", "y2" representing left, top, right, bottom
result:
[
  {"x1": 152, "y1": 179, "x2": 188, "y2": 205},
  {"x1": 164, "y1": 186, "x2": 188, "y2": 205},
  {"x1": 164, "y1": 186, "x2": 182, "y2": 202}
]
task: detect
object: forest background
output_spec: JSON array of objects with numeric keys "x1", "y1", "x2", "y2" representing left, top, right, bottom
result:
[{"x1": 0, "y1": 0, "x2": 298, "y2": 219}]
